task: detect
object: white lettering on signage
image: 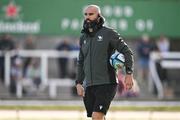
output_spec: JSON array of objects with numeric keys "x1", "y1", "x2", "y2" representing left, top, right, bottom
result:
[
  {"x1": 60, "y1": 5, "x2": 154, "y2": 33},
  {"x1": 0, "y1": 21, "x2": 40, "y2": 33},
  {"x1": 135, "y1": 19, "x2": 154, "y2": 31}
]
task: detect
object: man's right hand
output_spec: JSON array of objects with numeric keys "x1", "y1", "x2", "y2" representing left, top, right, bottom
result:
[{"x1": 76, "y1": 84, "x2": 85, "y2": 97}]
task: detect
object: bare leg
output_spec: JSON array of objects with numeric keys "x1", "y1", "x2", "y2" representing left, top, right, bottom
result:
[{"x1": 92, "y1": 112, "x2": 105, "y2": 120}]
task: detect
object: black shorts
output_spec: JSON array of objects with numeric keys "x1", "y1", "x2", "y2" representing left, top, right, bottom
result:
[{"x1": 83, "y1": 84, "x2": 117, "y2": 117}]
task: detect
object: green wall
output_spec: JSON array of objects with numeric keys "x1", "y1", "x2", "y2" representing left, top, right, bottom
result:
[{"x1": 0, "y1": 0, "x2": 180, "y2": 37}]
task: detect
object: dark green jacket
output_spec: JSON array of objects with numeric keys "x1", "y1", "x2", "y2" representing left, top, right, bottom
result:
[{"x1": 76, "y1": 26, "x2": 134, "y2": 87}]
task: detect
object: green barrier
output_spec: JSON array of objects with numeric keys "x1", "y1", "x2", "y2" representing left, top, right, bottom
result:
[{"x1": 0, "y1": 0, "x2": 180, "y2": 37}]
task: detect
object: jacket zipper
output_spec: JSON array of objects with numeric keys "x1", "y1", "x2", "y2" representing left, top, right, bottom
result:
[{"x1": 90, "y1": 37, "x2": 93, "y2": 85}]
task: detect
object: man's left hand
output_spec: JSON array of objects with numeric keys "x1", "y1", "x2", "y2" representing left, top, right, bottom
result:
[{"x1": 124, "y1": 74, "x2": 134, "y2": 90}]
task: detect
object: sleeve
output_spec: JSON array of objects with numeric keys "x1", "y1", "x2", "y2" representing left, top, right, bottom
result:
[
  {"x1": 75, "y1": 36, "x2": 85, "y2": 85},
  {"x1": 110, "y1": 30, "x2": 134, "y2": 74}
]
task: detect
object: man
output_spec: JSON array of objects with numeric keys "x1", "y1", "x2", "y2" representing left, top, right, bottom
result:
[
  {"x1": 76, "y1": 5, "x2": 134, "y2": 120},
  {"x1": 56, "y1": 39, "x2": 71, "y2": 78},
  {"x1": 0, "y1": 34, "x2": 15, "y2": 83}
]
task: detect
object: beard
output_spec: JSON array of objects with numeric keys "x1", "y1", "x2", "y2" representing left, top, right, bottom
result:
[
  {"x1": 82, "y1": 16, "x2": 105, "y2": 34},
  {"x1": 83, "y1": 18, "x2": 99, "y2": 33}
]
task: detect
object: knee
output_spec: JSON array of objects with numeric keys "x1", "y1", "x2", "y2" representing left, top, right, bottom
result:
[{"x1": 92, "y1": 112, "x2": 104, "y2": 120}]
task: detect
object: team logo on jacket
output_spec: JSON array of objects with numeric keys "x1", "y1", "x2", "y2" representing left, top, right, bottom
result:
[
  {"x1": 97, "y1": 35, "x2": 103, "y2": 41},
  {"x1": 99, "y1": 105, "x2": 103, "y2": 110},
  {"x1": 83, "y1": 40, "x2": 86, "y2": 44}
]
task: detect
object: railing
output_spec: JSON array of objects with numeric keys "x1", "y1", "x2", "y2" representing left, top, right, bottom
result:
[
  {"x1": 149, "y1": 52, "x2": 180, "y2": 99},
  {"x1": 2, "y1": 50, "x2": 180, "y2": 99},
  {"x1": 0, "y1": 50, "x2": 79, "y2": 98}
]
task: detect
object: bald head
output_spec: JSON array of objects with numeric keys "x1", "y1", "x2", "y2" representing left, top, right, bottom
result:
[
  {"x1": 84, "y1": 5, "x2": 101, "y2": 15},
  {"x1": 84, "y1": 5, "x2": 102, "y2": 22}
]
